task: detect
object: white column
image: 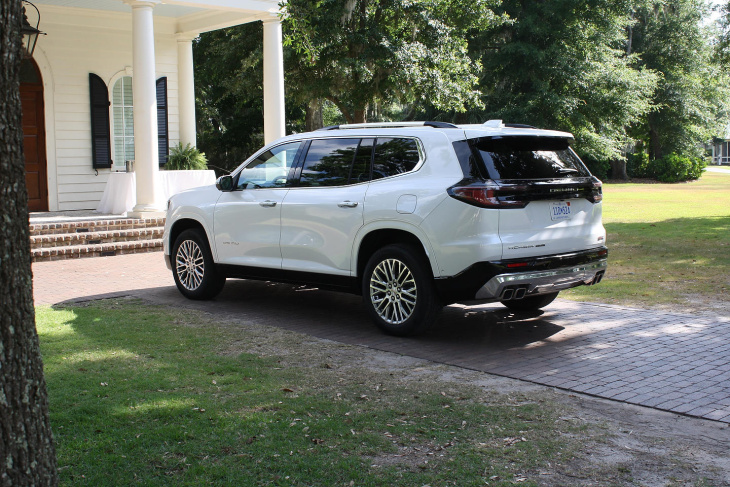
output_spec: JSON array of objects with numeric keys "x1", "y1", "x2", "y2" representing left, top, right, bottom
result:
[
  {"x1": 127, "y1": 0, "x2": 164, "y2": 218},
  {"x1": 262, "y1": 17, "x2": 285, "y2": 144},
  {"x1": 177, "y1": 33, "x2": 197, "y2": 148}
]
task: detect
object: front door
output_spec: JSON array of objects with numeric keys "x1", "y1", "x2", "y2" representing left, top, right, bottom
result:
[
  {"x1": 213, "y1": 141, "x2": 302, "y2": 268},
  {"x1": 20, "y1": 59, "x2": 48, "y2": 212}
]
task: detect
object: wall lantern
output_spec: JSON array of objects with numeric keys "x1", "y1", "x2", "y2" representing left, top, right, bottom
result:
[{"x1": 21, "y1": 1, "x2": 45, "y2": 58}]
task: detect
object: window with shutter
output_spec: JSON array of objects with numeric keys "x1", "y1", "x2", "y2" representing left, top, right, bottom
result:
[
  {"x1": 89, "y1": 73, "x2": 112, "y2": 169},
  {"x1": 156, "y1": 77, "x2": 169, "y2": 166}
]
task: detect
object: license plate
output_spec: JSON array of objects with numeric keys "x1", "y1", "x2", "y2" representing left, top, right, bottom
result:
[{"x1": 550, "y1": 201, "x2": 572, "y2": 221}]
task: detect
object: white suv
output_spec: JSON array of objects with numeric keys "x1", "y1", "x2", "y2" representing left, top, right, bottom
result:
[{"x1": 163, "y1": 121, "x2": 607, "y2": 336}]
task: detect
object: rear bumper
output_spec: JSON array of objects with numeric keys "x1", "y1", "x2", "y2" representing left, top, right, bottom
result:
[
  {"x1": 434, "y1": 247, "x2": 608, "y2": 304},
  {"x1": 475, "y1": 258, "x2": 606, "y2": 300}
]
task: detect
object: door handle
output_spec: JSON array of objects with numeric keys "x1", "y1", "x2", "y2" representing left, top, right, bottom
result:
[
  {"x1": 259, "y1": 200, "x2": 277, "y2": 207},
  {"x1": 338, "y1": 201, "x2": 359, "y2": 208}
]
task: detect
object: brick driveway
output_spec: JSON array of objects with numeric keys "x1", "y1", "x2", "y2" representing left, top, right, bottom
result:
[{"x1": 33, "y1": 252, "x2": 730, "y2": 424}]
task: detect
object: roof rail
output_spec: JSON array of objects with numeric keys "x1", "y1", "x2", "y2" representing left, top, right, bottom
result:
[{"x1": 317, "y1": 121, "x2": 458, "y2": 131}]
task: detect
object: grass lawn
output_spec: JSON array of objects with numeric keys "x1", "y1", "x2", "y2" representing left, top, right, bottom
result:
[
  {"x1": 39, "y1": 300, "x2": 584, "y2": 486},
  {"x1": 564, "y1": 170, "x2": 730, "y2": 310}
]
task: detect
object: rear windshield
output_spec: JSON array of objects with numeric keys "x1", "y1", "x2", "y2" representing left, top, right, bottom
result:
[{"x1": 469, "y1": 136, "x2": 591, "y2": 180}]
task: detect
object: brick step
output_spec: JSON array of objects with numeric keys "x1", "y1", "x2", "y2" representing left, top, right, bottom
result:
[
  {"x1": 30, "y1": 217, "x2": 165, "y2": 237},
  {"x1": 30, "y1": 227, "x2": 164, "y2": 249},
  {"x1": 31, "y1": 239, "x2": 164, "y2": 263}
]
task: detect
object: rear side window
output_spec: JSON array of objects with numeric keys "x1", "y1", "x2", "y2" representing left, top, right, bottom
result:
[
  {"x1": 471, "y1": 136, "x2": 591, "y2": 180},
  {"x1": 299, "y1": 138, "x2": 360, "y2": 187},
  {"x1": 372, "y1": 138, "x2": 420, "y2": 180}
]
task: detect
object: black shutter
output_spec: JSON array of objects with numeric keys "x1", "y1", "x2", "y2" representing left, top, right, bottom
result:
[
  {"x1": 156, "y1": 77, "x2": 169, "y2": 166},
  {"x1": 89, "y1": 73, "x2": 112, "y2": 169}
]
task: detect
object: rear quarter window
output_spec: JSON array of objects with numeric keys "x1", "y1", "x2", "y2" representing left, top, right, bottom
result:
[{"x1": 372, "y1": 138, "x2": 420, "y2": 180}]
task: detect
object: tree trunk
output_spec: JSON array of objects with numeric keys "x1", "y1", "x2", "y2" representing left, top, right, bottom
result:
[
  {"x1": 648, "y1": 121, "x2": 663, "y2": 161},
  {"x1": 0, "y1": 1, "x2": 59, "y2": 485},
  {"x1": 353, "y1": 106, "x2": 367, "y2": 124},
  {"x1": 304, "y1": 99, "x2": 323, "y2": 131},
  {"x1": 609, "y1": 160, "x2": 629, "y2": 180}
]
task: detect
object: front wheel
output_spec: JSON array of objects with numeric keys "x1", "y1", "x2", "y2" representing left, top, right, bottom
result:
[
  {"x1": 362, "y1": 244, "x2": 441, "y2": 336},
  {"x1": 501, "y1": 292, "x2": 559, "y2": 311},
  {"x1": 172, "y1": 228, "x2": 225, "y2": 300}
]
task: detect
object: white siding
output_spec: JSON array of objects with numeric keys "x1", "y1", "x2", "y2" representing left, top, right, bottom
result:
[{"x1": 38, "y1": 6, "x2": 181, "y2": 210}]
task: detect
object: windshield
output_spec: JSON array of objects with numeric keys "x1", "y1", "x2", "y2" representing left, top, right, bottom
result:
[{"x1": 471, "y1": 136, "x2": 591, "y2": 180}]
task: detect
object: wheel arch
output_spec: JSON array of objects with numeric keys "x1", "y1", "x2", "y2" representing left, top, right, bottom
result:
[
  {"x1": 169, "y1": 218, "x2": 214, "y2": 258},
  {"x1": 354, "y1": 224, "x2": 439, "y2": 292}
]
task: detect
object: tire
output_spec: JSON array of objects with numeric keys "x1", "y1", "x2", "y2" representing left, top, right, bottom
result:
[
  {"x1": 501, "y1": 292, "x2": 559, "y2": 311},
  {"x1": 362, "y1": 244, "x2": 441, "y2": 336},
  {"x1": 172, "y1": 228, "x2": 225, "y2": 300}
]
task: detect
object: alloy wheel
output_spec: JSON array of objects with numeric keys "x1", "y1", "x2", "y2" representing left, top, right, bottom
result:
[
  {"x1": 369, "y1": 258, "x2": 418, "y2": 324},
  {"x1": 176, "y1": 239, "x2": 204, "y2": 291}
]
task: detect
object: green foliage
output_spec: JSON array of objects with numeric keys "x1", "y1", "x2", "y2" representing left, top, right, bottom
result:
[
  {"x1": 282, "y1": 0, "x2": 506, "y2": 123},
  {"x1": 626, "y1": 151, "x2": 706, "y2": 181},
  {"x1": 582, "y1": 157, "x2": 610, "y2": 180},
  {"x1": 191, "y1": 0, "x2": 730, "y2": 170},
  {"x1": 626, "y1": 151, "x2": 652, "y2": 178},
  {"x1": 165, "y1": 143, "x2": 208, "y2": 170},
  {"x1": 652, "y1": 153, "x2": 706, "y2": 182},
  {"x1": 629, "y1": 0, "x2": 730, "y2": 160},
  {"x1": 422, "y1": 0, "x2": 659, "y2": 163},
  {"x1": 194, "y1": 23, "x2": 306, "y2": 172}
]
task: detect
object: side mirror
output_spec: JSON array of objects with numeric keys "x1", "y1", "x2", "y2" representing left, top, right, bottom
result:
[{"x1": 216, "y1": 175, "x2": 234, "y2": 192}]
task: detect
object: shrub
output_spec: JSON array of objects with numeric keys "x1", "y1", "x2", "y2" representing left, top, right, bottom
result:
[
  {"x1": 626, "y1": 152, "x2": 652, "y2": 178},
  {"x1": 688, "y1": 156, "x2": 707, "y2": 180},
  {"x1": 652, "y1": 153, "x2": 706, "y2": 183},
  {"x1": 165, "y1": 143, "x2": 208, "y2": 170}
]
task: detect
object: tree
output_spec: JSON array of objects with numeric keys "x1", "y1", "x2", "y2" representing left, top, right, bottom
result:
[
  {"x1": 282, "y1": 0, "x2": 506, "y2": 123},
  {"x1": 630, "y1": 0, "x2": 730, "y2": 160},
  {"x1": 0, "y1": 1, "x2": 58, "y2": 485},
  {"x1": 455, "y1": 0, "x2": 658, "y2": 164},
  {"x1": 194, "y1": 22, "x2": 306, "y2": 172}
]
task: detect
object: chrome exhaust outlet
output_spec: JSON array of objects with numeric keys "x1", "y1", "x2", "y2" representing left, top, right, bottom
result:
[
  {"x1": 501, "y1": 288, "x2": 515, "y2": 300},
  {"x1": 514, "y1": 287, "x2": 527, "y2": 300},
  {"x1": 592, "y1": 271, "x2": 605, "y2": 285}
]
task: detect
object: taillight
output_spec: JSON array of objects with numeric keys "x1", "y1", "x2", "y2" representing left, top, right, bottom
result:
[
  {"x1": 589, "y1": 178, "x2": 603, "y2": 203},
  {"x1": 447, "y1": 180, "x2": 529, "y2": 209}
]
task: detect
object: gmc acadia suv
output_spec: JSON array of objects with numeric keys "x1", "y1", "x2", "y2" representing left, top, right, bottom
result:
[{"x1": 163, "y1": 120, "x2": 607, "y2": 336}]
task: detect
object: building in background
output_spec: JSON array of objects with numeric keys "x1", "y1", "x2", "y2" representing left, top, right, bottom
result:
[{"x1": 21, "y1": 0, "x2": 285, "y2": 215}]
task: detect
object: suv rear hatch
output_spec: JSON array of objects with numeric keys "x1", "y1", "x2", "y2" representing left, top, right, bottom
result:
[{"x1": 449, "y1": 133, "x2": 606, "y2": 259}]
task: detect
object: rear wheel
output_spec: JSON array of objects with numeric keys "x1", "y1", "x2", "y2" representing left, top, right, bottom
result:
[
  {"x1": 362, "y1": 244, "x2": 441, "y2": 336},
  {"x1": 501, "y1": 292, "x2": 559, "y2": 311},
  {"x1": 172, "y1": 228, "x2": 225, "y2": 300}
]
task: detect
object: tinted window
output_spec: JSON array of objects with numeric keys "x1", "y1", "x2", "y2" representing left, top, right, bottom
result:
[
  {"x1": 372, "y1": 138, "x2": 420, "y2": 180},
  {"x1": 237, "y1": 141, "x2": 301, "y2": 189},
  {"x1": 351, "y1": 138, "x2": 375, "y2": 184},
  {"x1": 299, "y1": 138, "x2": 360, "y2": 187},
  {"x1": 472, "y1": 136, "x2": 591, "y2": 180}
]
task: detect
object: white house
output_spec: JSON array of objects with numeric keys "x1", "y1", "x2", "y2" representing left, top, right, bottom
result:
[
  {"x1": 711, "y1": 124, "x2": 730, "y2": 165},
  {"x1": 21, "y1": 0, "x2": 285, "y2": 216}
]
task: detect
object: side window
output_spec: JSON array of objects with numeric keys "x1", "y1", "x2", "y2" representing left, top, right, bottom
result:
[
  {"x1": 299, "y1": 138, "x2": 360, "y2": 187},
  {"x1": 351, "y1": 138, "x2": 375, "y2": 184},
  {"x1": 237, "y1": 141, "x2": 301, "y2": 189},
  {"x1": 372, "y1": 138, "x2": 420, "y2": 180}
]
